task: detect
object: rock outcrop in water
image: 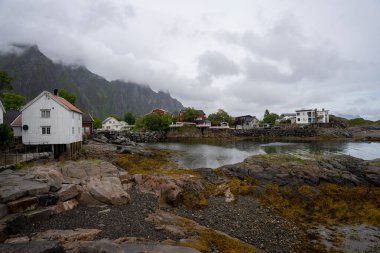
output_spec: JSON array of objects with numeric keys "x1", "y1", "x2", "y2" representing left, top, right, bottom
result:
[{"x1": 219, "y1": 154, "x2": 380, "y2": 187}]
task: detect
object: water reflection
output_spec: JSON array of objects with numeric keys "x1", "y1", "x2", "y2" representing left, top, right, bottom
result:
[{"x1": 145, "y1": 141, "x2": 380, "y2": 169}]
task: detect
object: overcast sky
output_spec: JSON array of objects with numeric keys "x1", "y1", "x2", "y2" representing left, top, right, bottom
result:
[{"x1": 0, "y1": 0, "x2": 379, "y2": 119}]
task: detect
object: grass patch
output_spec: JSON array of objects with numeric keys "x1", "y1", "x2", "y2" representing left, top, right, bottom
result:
[
  {"x1": 260, "y1": 183, "x2": 380, "y2": 227},
  {"x1": 368, "y1": 160, "x2": 380, "y2": 167},
  {"x1": 252, "y1": 153, "x2": 306, "y2": 165},
  {"x1": 181, "y1": 229, "x2": 257, "y2": 253}
]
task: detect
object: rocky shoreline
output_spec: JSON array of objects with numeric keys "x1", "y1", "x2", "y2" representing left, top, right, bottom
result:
[{"x1": 0, "y1": 140, "x2": 379, "y2": 252}]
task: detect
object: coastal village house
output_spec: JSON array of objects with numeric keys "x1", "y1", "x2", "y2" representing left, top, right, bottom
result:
[
  {"x1": 178, "y1": 109, "x2": 207, "y2": 125},
  {"x1": 82, "y1": 113, "x2": 94, "y2": 138},
  {"x1": 20, "y1": 90, "x2": 83, "y2": 158},
  {"x1": 296, "y1": 109, "x2": 329, "y2": 124},
  {"x1": 0, "y1": 100, "x2": 5, "y2": 124},
  {"x1": 234, "y1": 115, "x2": 260, "y2": 129},
  {"x1": 152, "y1": 108, "x2": 169, "y2": 115},
  {"x1": 279, "y1": 113, "x2": 297, "y2": 124},
  {"x1": 102, "y1": 117, "x2": 129, "y2": 131}
]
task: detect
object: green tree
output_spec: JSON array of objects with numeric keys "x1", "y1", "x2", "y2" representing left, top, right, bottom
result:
[
  {"x1": 124, "y1": 112, "x2": 136, "y2": 125},
  {"x1": 264, "y1": 109, "x2": 270, "y2": 118},
  {"x1": 93, "y1": 117, "x2": 102, "y2": 129},
  {"x1": 0, "y1": 124, "x2": 14, "y2": 149},
  {"x1": 263, "y1": 109, "x2": 279, "y2": 125},
  {"x1": 0, "y1": 71, "x2": 14, "y2": 91},
  {"x1": 0, "y1": 92, "x2": 26, "y2": 110},
  {"x1": 58, "y1": 89, "x2": 76, "y2": 105},
  {"x1": 134, "y1": 112, "x2": 172, "y2": 131},
  {"x1": 183, "y1": 107, "x2": 199, "y2": 122},
  {"x1": 208, "y1": 109, "x2": 233, "y2": 126}
]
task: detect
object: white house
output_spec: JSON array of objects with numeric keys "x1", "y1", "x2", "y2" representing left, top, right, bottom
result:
[
  {"x1": 295, "y1": 109, "x2": 329, "y2": 124},
  {"x1": 0, "y1": 100, "x2": 5, "y2": 124},
  {"x1": 234, "y1": 115, "x2": 260, "y2": 129},
  {"x1": 278, "y1": 113, "x2": 297, "y2": 124},
  {"x1": 20, "y1": 90, "x2": 83, "y2": 158},
  {"x1": 102, "y1": 117, "x2": 129, "y2": 131}
]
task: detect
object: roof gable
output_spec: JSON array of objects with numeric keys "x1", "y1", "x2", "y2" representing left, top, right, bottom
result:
[
  {"x1": 21, "y1": 91, "x2": 83, "y2": 114},
  {"x1": 102, "y1": 117, "x2": 119, "y2": 124},
  {"x1": 11, "y1": 114, "x2": 22, "y2": 127}
]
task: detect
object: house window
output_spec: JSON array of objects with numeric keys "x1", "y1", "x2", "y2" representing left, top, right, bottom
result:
[
  {"x1": 296, "y1": 113, "x2": 300, "y2": 116},
  {"x1": 297, "y1": 118, "x2": 300, "y2": 122},
  {"x1": 41, "y1": 126, "x2": 51, "y2": 135},
  {"x1": 72, "y1": 127, "x2": 74, "y2": 134},
  {"x1": 41, "y1": 110, "x2": 50, "y2": 118}
]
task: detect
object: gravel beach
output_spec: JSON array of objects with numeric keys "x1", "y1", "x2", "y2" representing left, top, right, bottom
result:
[
  {"x1": 165, "y1": 195, "x2": 301, "y2": 253},
  {"x1": 15, "y1": 191, "x2": 180, "y2": 241},
  {"x1": 13, "y1": 190, "x2": 301, "y2": 253}
]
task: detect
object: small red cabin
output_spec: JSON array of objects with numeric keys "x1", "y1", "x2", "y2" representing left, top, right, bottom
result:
[{"x1": 82, "y1": 113, "x2": 94, "y2": 138}]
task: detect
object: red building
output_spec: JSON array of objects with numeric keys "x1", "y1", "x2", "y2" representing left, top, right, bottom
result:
[
  {"x1": 82, "y1": 113, "x2": 94, "y2": 138},
  {"x1": 152, "y1": 108, "x2": 168, "y2": 115}
]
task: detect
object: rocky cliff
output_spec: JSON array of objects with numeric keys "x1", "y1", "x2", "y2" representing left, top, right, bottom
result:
[{"x1": 0, "y1": 45, "x2": 184, "y2": 118}]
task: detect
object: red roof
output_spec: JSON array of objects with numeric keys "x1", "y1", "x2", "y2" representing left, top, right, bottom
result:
[
  {"x1": 11, "y1": 114, "x2": 22, "y2": 127},
  {"x1": 50, "y1": 93, "x2": 83, "y2": 114}
]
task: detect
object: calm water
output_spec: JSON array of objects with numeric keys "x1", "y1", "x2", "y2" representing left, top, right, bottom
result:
[{"x1": 145, "y1": 141, "x2": 380, "y2": 168}]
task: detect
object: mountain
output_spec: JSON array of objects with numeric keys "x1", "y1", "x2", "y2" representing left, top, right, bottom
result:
[
  {"x1": 0, "y1": 45, "x2": 184, "y2": 119},
  {"x1": 334, "y1": 113, "x2": 361, "y2": 120}
]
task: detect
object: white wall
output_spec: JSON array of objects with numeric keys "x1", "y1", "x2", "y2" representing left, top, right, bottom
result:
[
  {"x1": 12, "y1": 126, "x2": 22, "y2": 137},
  {"x1": 0, "y1": 109, "x2": 3, "y2": 124},
  {"x1": 22, "y1": 93, "x2": 82, "y2": 145}
]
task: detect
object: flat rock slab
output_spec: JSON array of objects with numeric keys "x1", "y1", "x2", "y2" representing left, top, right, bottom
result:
[
  {"x1": 7, "y1": 196, "x2": 38, "y2": 213},
  {"x1": 0, "y1": 240, "x2": 64, "y2": 253},
  {"x1": 32, "y1": 228, "x2": 101, "y2": 243}
]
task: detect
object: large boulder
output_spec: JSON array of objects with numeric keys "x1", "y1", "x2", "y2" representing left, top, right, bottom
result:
[{"x1": 86, "y1": 177, "x2": 130, "y2": 205}]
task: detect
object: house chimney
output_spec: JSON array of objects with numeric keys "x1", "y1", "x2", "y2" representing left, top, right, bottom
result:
[{"x1": 53, "y1": 89, "x2": 58, "y2": 96}]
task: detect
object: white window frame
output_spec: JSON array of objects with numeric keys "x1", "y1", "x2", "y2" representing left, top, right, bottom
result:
[
  {"x1": 41, "y1": 126, "x2": 51, "y2": 135},
  {"x1": 41, "y1": 109, "x2": 51, "y2": 118}
]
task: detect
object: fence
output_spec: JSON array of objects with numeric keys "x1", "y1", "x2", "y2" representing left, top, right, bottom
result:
[{"x1": 0, "y1": 145, "x2": 52, "y2": 169}]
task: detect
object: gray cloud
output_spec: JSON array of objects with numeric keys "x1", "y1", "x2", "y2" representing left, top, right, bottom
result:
[
  {"x1": 0, "y1": 0, "x2": 379, "y2": 119},
  {"x1": 197, "y1": 50, "x2": 239, "y2": 83}
]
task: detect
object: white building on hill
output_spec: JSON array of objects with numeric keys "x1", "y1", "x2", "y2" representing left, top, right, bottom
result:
[{"x1": 295, "y1": 108, "x2": 329, "y2": 124}]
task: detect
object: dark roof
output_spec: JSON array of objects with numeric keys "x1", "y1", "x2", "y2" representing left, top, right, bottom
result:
[
  {"x1": 281, "y1": 113, "x2": 296, "y2": 117},
  {"x1": 82, "y1": 113, "x2": 94, "y2": 123},
  {"x1": 3, "y1": 110, "x2": 20, "y2": 126},
  {"x1": 235, "y1": 115, "x2": 254, "y2": 119}
]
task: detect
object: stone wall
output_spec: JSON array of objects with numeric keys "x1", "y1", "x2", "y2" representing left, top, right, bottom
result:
[
  {"x1": 94, "y1": 130, "x2": 166, "y2": 143},
  {"x1": 167, "y1": 127, "x2": 317, "y2": 139}
]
